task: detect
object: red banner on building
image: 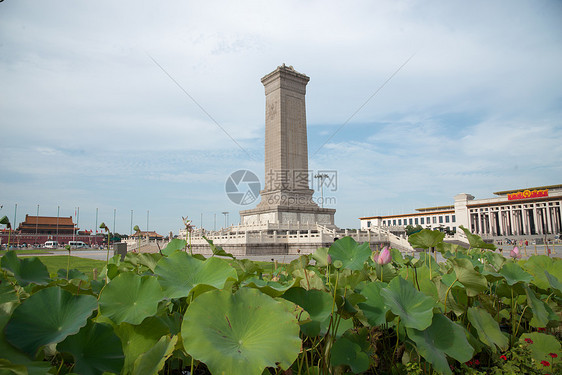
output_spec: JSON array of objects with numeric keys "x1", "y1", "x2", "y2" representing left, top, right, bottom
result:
[{"x1": 507, "y1": 189, "x2": 548, "y2": 201}]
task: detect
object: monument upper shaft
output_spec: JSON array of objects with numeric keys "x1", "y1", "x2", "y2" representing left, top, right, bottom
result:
[{"x1": 262, "y1": 64, "x2": 311, "y2": 193}]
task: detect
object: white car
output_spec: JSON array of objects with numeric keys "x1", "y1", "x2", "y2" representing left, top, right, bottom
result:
[
  {"x1": 68, "y1": 241, "x2": 87, "y2": 249},
  {"x1": 44, "y1": 241, "x2": 59, "y2": 249}
]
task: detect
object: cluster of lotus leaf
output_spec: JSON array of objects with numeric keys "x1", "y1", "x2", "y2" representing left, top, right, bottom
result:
[{"x1": 0, "y1": 226, "x2": 560, "y2": 375}]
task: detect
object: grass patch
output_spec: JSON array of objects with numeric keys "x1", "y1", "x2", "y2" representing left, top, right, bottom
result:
[
  {"x1": 33, "y1": 256, "x2": 106, "y2": 280},
  {"x1": 0, "y1": 249, "x2": 51, "y2": 255}
]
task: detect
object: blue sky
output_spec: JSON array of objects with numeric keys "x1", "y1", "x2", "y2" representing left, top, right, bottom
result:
[{"x1": 1, "y1": 0, "x2": 561, "y2": 235}]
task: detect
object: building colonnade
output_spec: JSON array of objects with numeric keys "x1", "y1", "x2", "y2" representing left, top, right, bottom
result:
[{"x1": 469, "y1": 200, "x2": 562, "y2": 236}]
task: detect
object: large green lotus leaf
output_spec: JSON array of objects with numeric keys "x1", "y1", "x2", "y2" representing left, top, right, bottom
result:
[
  {"x1": 520, "y1": 332, "x2": 561, "y2": 363},
  {"x1": 400, "y1": 263, "x2": 440, "y2": 302},
  {"x1": 499, "y1": 262, "x2": 533, "y2": 285},
  {"x1": 449, "y1": 258, "x2": 487, "y2": 296},
  {"x1": 232, "y1": 258, "x2": 263, "y2": 278},
  {"x1": 99, "y1": 272, "x2": 163, "y2": 325},
  {"x1": 276, "y1": 297, "x2": 311, "y2": 327},
  {"x1": 408, "y1": 229, "x2": 445, "y2": 249},
  {"x1": 4, "y1": 287, "x2": 97, "y2": 357},
  {"x1": 57, "y1": 268, "x2": 88, "y2": 281},
  {"x1": 155, "y1": 252, "x2": 237, "y2": 299},
  {"x1": 328, "y1": 237, "x2": 371, "y2": 271},
  {"x1": 115, "y1": 316, "x2": 170, "y2": 373},
  {"x1": 0, "y1": 358, "x2": 27, "y2": 375},
  {"x1": 312, "y1": 246, "x2": 330, "y2": 267},
  {"x1": 181, "y1": 288, "x2": 301, "y2": 375},
  {"x1": 57, "y1": 320, "x2": 124, "y2": 375},
  {"x1": 1, "y1": 251, "x2": 50, "y2": 286},
  {"x1": 459, "y1": 225, "x2": 496, "y2": 250},
  {"x1": 288, "y1": 255, "x2": 310, "y2": 273},
  {"x1": 467, "y1": 307, "x2": 508, "y2": 352},
  {"x1": 481, "y1": 265, "x2": 504, "y2": 283},
  {"x1": 435, "y1": 278, "x2": 466, "y2": 316},
  {"x1": 243, "y1": 277, "x2": 300, "y2": 297},
  {"x1": 330, "y1": 337, "x2": 370, "y2": 374},
  {"x1": 417, "y1": 265, "x2": 440, "y2": 302},
  {"x1": 161, "y1": 238, "x2": 187, "y2": 256},
  {"x1": 545, "y1": 271, "x2": 562, "y2": 296},
  {"x1": 0, "y1": 359, "x2": 52, "y2": 375},
  {"x1": 480, "y1": 251, "x2": 506, "y2": 270},
  {"x1": 0, "y1": 308, "x2": 33, "y2": 365},
  {"x1": 523, "y1": 256, "x2": 561, "y2": 290},
  {"x1": 380, "y1": 276, "x2": 434, "y2": 330},
  {"x1": 407, "y1": 314, "x2": 474, "y2": 375},
  {"x1": 282, "y1": 287, "x2": 333, "y2": 337},
  {"x1": 338, "y1": 267, "x2": 370, "y2": 290},
  {"x1": 0, "y1": 274, "x2": 19, "y2": 307},
  {"x1": 357, "y1": 281, "x2": 390, "y2": 326},
  {"x1": 524, "y1": 285, "x2": 558, "y2": 328},
  {"x1": 292, "y1": 269, "x2": 325, "y2": 290},
  {"x1": 132, "y1": 335, "x2": 177, "y2": 375},
  {"x1": 417, "y1": 252, "x2": 440, "y2": 276},
  {"x1": 124, "y1": 252, "x2": 162, "y2": 272},
  {"x1": 436, "y1": 241, "x2": 467, "y2": 255},
  {"x1": 203, "y1": 236, "x2": 235, "y2": 258}
]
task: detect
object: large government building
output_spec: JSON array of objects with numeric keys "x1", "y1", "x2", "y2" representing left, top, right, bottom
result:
[{"x1": 359, "y1": 184, "x2": 562, "y2": 238}]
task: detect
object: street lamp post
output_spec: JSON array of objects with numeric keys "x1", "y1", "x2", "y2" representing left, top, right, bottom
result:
[
  {"x1": 222, "y1": 212, "x2": 229, "y2": 229},
  {"x1": 133, "y1": 225, "x2": 140, "y2": 253}
]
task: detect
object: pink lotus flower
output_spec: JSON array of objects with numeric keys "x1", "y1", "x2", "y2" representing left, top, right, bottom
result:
[
  {"x1": 510, "y1": 246, "x2": 521, "y2": 259},
  {"x1": 376, "y1": 246, "x2": 391, "y2": 265}
]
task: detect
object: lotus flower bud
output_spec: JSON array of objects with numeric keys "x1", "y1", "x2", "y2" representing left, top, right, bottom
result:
[
  {"x1": 510, "y1": 246, "x2": 521, "y2": 259},
  {"x1": 326, "y1": 254, "x2": 332, "y2": 264},
  {"x1": 376, "y1": 246, "x2": 391, "y2": 265}
]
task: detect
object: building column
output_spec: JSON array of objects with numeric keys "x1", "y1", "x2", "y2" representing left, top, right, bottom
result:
[
  {"x1": 477, "y1": 211, "x2": 482, "y2": 234},
  {"x1": 533, "y1": 204, "x2": 540, "y2": 235},
  {"x1": 512, "y1": 209, "x2": 518, "y2": 235},
  {"x1": 498, "y1": 211, "x2": 504, "y2": 236},
  {"x1": 554, "y1": 206, "x2": 562, "y2": 233},
  {"x1": 545, "y1": 206, "x2": 553, "y2": 234}
]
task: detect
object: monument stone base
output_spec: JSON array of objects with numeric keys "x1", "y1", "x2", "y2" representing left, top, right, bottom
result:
[{"x1": 240, "y1": 205, "x2": 337, "y2": 229}]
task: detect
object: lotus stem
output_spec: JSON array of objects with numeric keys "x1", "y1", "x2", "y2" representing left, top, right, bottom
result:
[
  {"x1": 443, "y1": 277, "x2": 458, "y2": 314},
  {"x1": 393, "y1": 318, "x2": 401, "y2": 363},
  {"x1": 428, "y1": 250, "x2": 432, "y2": 280},
  {"x1": 56, "y1": 357, "x2": 65, "y2": 375},
  {"x1": 514, "y1": 305, "x2": 529, "y2": 338},
  {"x1": 66, "y1": 252, "x2": 70, "y2": 279},
  {"x1": 511, "y1": 287, "x2": 516, "y2": 346}
]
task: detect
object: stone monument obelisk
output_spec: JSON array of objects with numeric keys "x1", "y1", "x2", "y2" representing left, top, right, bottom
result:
[{"x1": 240, "y1": 64, "x2": 336, "y2": 227}]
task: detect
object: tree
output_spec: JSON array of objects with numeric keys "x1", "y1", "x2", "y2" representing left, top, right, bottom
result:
[{"x1": 405, "y1": 224, "x2": 423, "y2": 236}]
